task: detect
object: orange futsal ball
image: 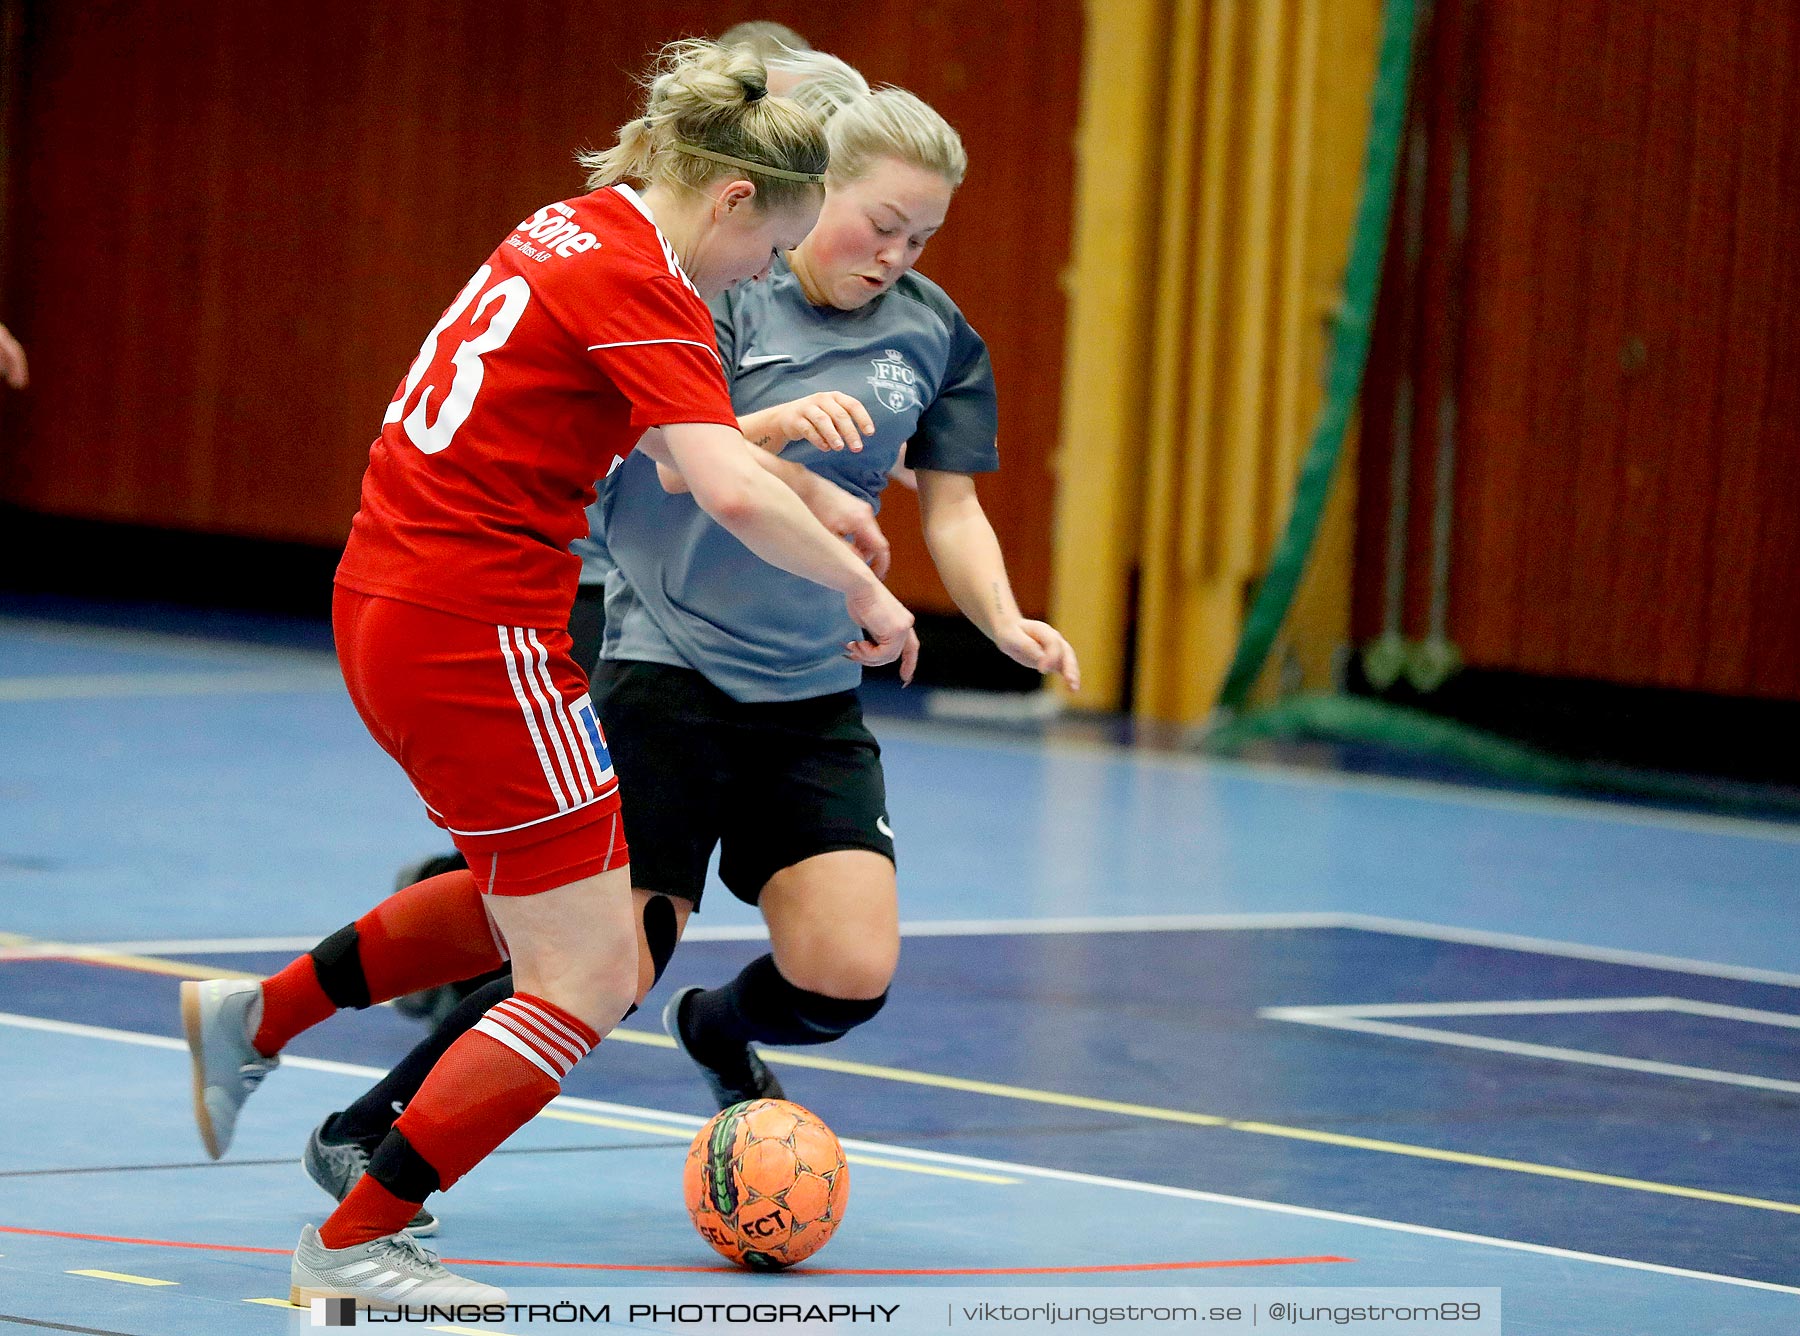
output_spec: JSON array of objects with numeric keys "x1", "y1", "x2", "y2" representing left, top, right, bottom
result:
[{"x1": 684, "y1": 1098, "x2": 850, "y2": 1270}]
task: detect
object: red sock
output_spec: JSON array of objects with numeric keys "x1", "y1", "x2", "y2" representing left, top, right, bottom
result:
[
  {"x1": 253, "y1": 870, "x2": 505, "y2": 1057},
  {"x1": 317, "y1": 993, "x2": 598, "y2": 1248},
  {"x1": 318, "y1": 1176, "x2": 420, "y2": 1251},
  {"x1": 253, "y1": 956, "x2": 333, "y2": 1057},
  {"x1": 356, "y1": 870, "x2": 506, "y2": 1002}
]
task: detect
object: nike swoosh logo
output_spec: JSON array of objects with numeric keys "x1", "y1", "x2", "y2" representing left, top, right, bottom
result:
[
  {"x1": 876, "y1": 815, "x2": 895, "y2": 839},
  {"x1": 737, "y1": 353, "x2": 794, "y2": 370}
]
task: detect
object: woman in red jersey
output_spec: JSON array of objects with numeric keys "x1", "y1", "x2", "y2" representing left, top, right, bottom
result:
[{"x1": 178, "y1": 39, "x2": 912, "y2": 1309}]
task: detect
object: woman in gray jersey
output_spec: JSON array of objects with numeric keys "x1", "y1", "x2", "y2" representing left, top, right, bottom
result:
[{"x1": 299, "y1": 70, "x2": 1078, "y2": 1225}]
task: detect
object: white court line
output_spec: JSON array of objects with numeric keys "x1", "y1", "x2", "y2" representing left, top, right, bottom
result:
[
  {"x1": 0, "y1": 670, "x2": 342, "y2": 703},
  {"x1": 0, "y1": 1009, "x2": 1794, "y2": 1297},
  {"x1": 873, "y1": 716, "x2": 1800, "y2": 846},
  {"x1": 55, "y1": 912, "x2": 1800, "y2": 990},
  {"x1": 0, "y1": 919, "x2": 1336, "y2": 963},
  {"x1": 7, "y1": 927, "x2": 769, "y2": 957},
  {"x1": 9, "y1": 610, "x2": 1800, "y2": 848},
  {"x1": 0, "y1": 617, "x2": 335, "y2": 667},
  {"x1": 0, "y1": 937, "x2": 336, "y2": 956},
  {"x1": 1328, "y1": 914, "x2": 1800, "y2": 989},
  {"x1": 1261, "y1": 996, "x2": 1800, "y2": 1096},
  {"x1": 1269, "y1": 996, "x2": 1800, "y2": 1027}
]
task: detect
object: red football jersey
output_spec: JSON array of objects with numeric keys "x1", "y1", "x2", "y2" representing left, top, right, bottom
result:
[{"x1": 335, "y1": 184, "x2": 739, "y2": 627}]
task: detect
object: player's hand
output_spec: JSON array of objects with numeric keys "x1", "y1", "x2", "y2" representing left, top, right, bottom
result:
[
  {"x1": 767, "y1": 392, "x2": 874, "y2": 453},
  {"x1": 847, "y1": 626, "x2": 920, "y2": 685},
  {"x1": 993, "y1": 619, "x2": 1081, "y2": 691},
  {"x1": 0, "y1": 322, "x2": 27, "y2": 390},
  {"x1": 891, "y1": 627, "x2": 922, "y2": 684},
  {"x1": 802, "y1": 476, "x2": 890, "y2": 579},
  {"x1": 842, "y1": 580, "x2": 916, "y2": 683}
]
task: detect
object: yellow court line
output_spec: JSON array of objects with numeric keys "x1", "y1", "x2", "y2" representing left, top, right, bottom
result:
[
  {"x1": 245, "y1": 1298, "x2": 301, "y2": 1309},
  {"x1": 754, "y1": 1045, "x2": 1234, "y2": 1127},
  {"x1": 539, "y1": 1107, "x2": 1014, "y2": 1184},
  {"x1": 622, "y1": 1025, "x2": 1236, "y2": 1125},
  {"x1": 0, "y1": 934, "x2": 258, "y2": 981},
  {"x1": 68, "y1": 1268, "x2": 178, "y2": 1286},
  {"x1": 1227, "y1": 1122, "x2": 1800, "y2": 1213},
  {"x1": 537, "y1": 1107, "x2": 700, "y2": 1140},
  {"x1": 13, "y1": 941, "x2": 1794, "y2": 1217},
  {"x1": 599, "y1": 1027, "x2": 673, "y2": 1048},
  {"x1": 612, "y1": 1027, "x2": 1233, "y2": 1126},
  {"x1": 607, "y1": 1029, "x2": 1800, "y2": 1217},
  {"x1": 63, "y1": 949, "x2": 259, "y2": 981}
]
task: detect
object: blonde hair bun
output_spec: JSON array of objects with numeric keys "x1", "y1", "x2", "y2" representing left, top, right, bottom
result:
[{"x1": 578, "y1": 39, "x2": 827, "y2": 208}]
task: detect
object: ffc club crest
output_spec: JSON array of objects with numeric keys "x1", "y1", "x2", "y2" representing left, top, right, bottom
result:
[{"x1": 866, "y1": 349, "x2": 924, "y2": 415}]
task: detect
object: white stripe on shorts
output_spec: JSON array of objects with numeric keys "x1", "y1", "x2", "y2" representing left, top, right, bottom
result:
[
  {"x1": 604, "y1": 810, "x2": 621, "y2": 867},
  {"x1": 497, "y1": 626, "x2": 568, "y2": 810},
  {"x1": 524, "y1": 628, "x2": 598, "y2": 800},
  {"x1": 437, "y1": 793, "x2": 615, "y2": 838},
  {"x1": 510, "y1": 628, "x2": 586, "y2": 806}
]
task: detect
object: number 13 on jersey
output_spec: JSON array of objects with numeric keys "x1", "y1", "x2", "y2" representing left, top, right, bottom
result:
[{"x1": 384, "y1": 265, "x2": 532, "y2": 455}]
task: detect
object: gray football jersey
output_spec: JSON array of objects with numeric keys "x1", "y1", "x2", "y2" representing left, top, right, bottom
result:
[{"x1": 571, "y1": 257, "x2": 999, "y2": 702}]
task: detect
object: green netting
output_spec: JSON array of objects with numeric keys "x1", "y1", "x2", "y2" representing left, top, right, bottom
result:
[
  {"x1": 1204, "y1": 693, "x2": 1800, "y2": 818},
  {"x1": 1215, "y1": 0, "x2": 1420, "y2": 711}
]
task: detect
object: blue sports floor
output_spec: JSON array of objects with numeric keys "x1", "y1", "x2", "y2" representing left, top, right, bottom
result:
[{"x1": 1, "y1": 613, "x2": 1798, "y2": 1334}]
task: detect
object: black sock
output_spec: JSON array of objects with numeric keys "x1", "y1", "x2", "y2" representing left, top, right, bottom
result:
[
  {"x1": 328, "y1": 972, "x2": 516, "y2": 1147},
  {"x1": 682, "y1": 954, "x2": 886, "y2": 1069},
  {"x1": 446, "y1": 965, "x2": 512, "y2": 1005}
]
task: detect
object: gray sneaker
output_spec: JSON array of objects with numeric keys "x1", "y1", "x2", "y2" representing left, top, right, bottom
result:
[
  {"x1": 303, "y1": 1120, "x2": 439, "y2": 1237},
  {"x1": 180, "y1": 978, "x2": 279, "y2": 1160},
  {"x1": 662, "y1": 986, "x2": 786, "y2": 1111},
  {"x1": 290, "y1": 1223, "x2": 503, "y2": 1310}
]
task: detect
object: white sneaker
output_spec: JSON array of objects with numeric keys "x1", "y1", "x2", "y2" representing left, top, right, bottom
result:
[
  {"x1": 290, "y1": 1223, "x2": 504, "y2": 1310},
  {"x1": 180, "y1": 978, "x2": 278, "y2": 1159}
]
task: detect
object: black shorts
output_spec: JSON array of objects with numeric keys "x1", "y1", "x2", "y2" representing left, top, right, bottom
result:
[{"x1": 592, "y1": 659, "x2": 894, "y2": 908}]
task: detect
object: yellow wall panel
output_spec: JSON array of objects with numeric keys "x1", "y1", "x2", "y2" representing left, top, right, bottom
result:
[{"x1": 1055, "y1": 0, "x2": 1385, "y2": 722}]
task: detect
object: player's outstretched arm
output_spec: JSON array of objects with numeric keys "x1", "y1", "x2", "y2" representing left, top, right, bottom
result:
[
  {"x1": 754, "y1": 454, "x2": 890, "y2": 578},
  {"x1": 649, "y1": 425, "x2": 890, "y2": 578},
  {"x1": 648, "y1": 421, "x2": 916, "y2": 678},
  {"x1": 916, "y1": 468, "x2": 1080, "y2": 692}
]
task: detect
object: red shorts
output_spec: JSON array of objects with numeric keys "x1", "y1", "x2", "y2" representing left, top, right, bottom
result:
[{"x1": 332, "y1": 585, "x2": 629, "y2": 895}]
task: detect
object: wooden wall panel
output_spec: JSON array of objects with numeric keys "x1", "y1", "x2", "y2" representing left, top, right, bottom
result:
[
  {"x1": 0, "y1": 1, "x2": 1079, "y2": 617},
  {"x1": 1357, "y1": 0, "x2": 1800, "y2": 700}
]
